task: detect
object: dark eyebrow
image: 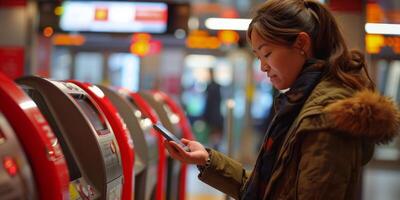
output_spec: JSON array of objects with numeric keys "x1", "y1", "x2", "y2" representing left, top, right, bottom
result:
[{"x1": 252, "y1": 43, "x2": 269, "y2": 53}]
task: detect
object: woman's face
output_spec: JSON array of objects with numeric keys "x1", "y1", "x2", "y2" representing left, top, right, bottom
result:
[{"x1": 251, "y1": 30, "x2": 306, "y2": 90}]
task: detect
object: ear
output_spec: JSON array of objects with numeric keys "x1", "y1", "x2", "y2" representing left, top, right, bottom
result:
[{"x1": 293, "y1": 32, "x2": 312, "y2": 55}]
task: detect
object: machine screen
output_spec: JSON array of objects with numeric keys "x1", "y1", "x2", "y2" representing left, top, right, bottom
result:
[{"x1": 75, "y1": 98, "x2": 107, "y2": 132}]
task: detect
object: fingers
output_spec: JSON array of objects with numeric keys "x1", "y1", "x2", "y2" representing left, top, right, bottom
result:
[
  {"x1": 169, "y1": 141, "x2": 190, "y2": 157},
  {"x1": 181, "y1": 138, "x2": 190, "y2": 145},
  {"x1": 164, "y1": 140, "x2": 187, "y2": 162}
]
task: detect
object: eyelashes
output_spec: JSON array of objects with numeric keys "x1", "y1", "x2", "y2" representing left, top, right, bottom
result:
[{"x1": 255, "y1": 52, "x2": 272, "y2": 60}]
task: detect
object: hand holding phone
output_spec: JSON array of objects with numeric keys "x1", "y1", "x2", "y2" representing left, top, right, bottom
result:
[{"x1": 153, "y1": 122, "x2": 190, "y2": 152}]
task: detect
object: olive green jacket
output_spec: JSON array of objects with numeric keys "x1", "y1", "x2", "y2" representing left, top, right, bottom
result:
[{"x1": 198, "y1": 78, "x2": 400, "y2": 200}]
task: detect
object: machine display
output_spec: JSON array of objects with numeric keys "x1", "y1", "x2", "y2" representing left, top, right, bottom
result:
[{"x1": 75, "y1": 98, "x2": 108, "y2": 132}]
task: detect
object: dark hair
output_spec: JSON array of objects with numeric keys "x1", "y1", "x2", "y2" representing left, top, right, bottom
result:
[{"x1": 247, "y1": 0, "x2": 374, "y2": 90}]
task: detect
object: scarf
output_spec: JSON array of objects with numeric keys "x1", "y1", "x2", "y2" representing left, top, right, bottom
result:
[{"x1": 241, "y1": 59, "x2": 325, "y2": 200}]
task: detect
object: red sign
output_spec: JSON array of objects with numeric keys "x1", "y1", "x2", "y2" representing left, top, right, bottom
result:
[
  {"x1": 0, "y1": 0, "x2": 26, "y2": 7},
  {"x1": 0, "y1": 47, "x2": 24, "y2": 79},
  {"x1": 135, "y1": 7, "x2": 167, "y2": 22}
]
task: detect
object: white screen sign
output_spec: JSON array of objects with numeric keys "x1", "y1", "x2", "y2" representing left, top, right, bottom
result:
[{"x1": 60, "y1": 1, "x2": 168, "y2": 33}]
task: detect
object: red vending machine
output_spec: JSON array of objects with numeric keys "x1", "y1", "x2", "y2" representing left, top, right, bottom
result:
[
  {"x1": 0, "y1": 73, "x2": 69, "y2": 200},
  {"x1": 68, "y1": 80, "x2": 135, "y2": 200},
  {"x1": 98, "y1": 85, "x2": 159, "y2": 200},
  {"x1": 17, "y1": 76, "x2": 123, "y2": 200}
]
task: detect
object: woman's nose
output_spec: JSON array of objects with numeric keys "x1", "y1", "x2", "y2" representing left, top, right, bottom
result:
[{"x1": 260, "y1": 62, "x2": 269, "y2": 72}]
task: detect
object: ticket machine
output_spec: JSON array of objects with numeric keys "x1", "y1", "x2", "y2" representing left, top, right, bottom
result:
[
  {"x1": 98, "y1": 85, "x2": 159, "y2": 200},
  {"x1": 68, "y1": 80, "x2": 135, "y2": 200},
  {"x1": 0, "y1": 112, "x2": 36, "y2": 200},
  {"x1": 150, "y1": 91, "x2": 195, "y2": 200},
  {"x1": 17, "y1": 76, "x2": 123, "y2": 200},
  {"x1": 118, "y1": 90, "x2": 167, "y2": 200},
  {"x1": 139, "y1": 92, "x2": 184, "y2": 200},
  {"x1": 0, "y1": 73, "x2": 69, "y2": 200}
]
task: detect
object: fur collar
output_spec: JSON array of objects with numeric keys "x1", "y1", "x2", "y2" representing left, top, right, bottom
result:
[{"x1": 324, "y1": 90, "x2": 400, "y2": 144}]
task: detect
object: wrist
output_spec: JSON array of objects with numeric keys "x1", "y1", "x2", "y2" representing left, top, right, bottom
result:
[
  {"x1": 200, "y1": 151, "x2": 210, "y2": 166},
  {"x1": 197, "y1": 149, "x2": 211, "y2": 173}
]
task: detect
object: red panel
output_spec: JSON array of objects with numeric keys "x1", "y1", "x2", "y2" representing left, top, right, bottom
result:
[
  {"x1": 329, "y1": 0, "x2": 363, "y2": 12},
  {"x1": 0, "y1": 0, "x2": 26, "y2": 7},
  {"x1": 0, "y1": 47, "x2": 24, "y2": 79}
]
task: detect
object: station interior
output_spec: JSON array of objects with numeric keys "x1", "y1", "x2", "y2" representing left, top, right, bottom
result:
[{"x1": 0, "y1": 0, "x2": 400, "y2": 199}]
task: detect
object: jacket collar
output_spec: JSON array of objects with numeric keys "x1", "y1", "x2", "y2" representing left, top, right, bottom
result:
[{"x1": 297, "y1": 78, "x2": 400, "y2": 144}]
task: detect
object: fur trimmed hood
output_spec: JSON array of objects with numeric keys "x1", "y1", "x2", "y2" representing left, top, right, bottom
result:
[{"x1": 324, "y1": 90, "x2": 400, "y2": 144}]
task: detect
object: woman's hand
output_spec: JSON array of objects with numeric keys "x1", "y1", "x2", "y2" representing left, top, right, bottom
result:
[{"x1": 164, "y1": 138, "x2": 209, "y2": 166}]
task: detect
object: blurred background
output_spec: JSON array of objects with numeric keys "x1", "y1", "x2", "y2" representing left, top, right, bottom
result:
[{"x1": 0, "y1": 0, "x2": 399, "y2": 199}]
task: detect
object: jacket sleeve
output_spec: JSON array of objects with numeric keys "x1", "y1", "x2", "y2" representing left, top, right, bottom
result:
[
  {"x1": 197, "y1": 149, "x2": 250, "y2": 199},
  {"x1": 297, "y1": 131, "x2": 356, "y2": 200}
]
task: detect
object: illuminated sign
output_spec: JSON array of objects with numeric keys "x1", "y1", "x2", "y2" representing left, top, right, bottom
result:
[
  {"x1": 186, "y1": 30, "x2": 221, "y2": 49},
  {"x1": 60, "y1": 1, "x2": 168, "y2": 33},
  {"x1": 366, "y1": 34, "x2": 400, "y2": 54},
  {"x1": 217, "y1": 30, "x2": 239, "y2": 45},
  {"x1": 130, "y1": 33, "x2": 162, "y2": 56},
  {"x1": 52, "y1": 34, "x2": 86, "y2": 46}
]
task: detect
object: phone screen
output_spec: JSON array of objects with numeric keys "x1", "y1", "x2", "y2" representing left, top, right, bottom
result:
[{"x1": 153, "y1": 122, "x2": 190, "y2": 152}]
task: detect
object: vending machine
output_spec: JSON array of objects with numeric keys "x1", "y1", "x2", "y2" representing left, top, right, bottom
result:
[
  {"x1": 150, "y1": 90, "x2": 195, "y2": 200},
  {"x1": 68, "y1": 80, "x2": 135, "y2": 200},
  {"x1": 17, "y1": 76, "x2": 123, "y2": 200},
  {"x1": 98, "y1": 85, "x2": 159, "y2": 200},
  {"x1": 119, "y1": 90, "x2": 167, "y2": 200},
  {"x1": 139, "y1": 92, "x2": 183, "y2": 200}
]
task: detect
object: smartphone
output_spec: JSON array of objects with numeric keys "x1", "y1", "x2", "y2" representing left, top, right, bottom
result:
[{"x1": 152, "y1": 122, "x2": 190, "y2": 152}]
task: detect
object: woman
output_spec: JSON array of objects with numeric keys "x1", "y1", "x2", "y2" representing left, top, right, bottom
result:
[{"x1": 165, "y1": 0, "x2": 400, "y2": 199}]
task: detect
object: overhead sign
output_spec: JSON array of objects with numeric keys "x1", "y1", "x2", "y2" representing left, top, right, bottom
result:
[{"x1": 59, "y1": 1, "x2": 168, "y2": 33}]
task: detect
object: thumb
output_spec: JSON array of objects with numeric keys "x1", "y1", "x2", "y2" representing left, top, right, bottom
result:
[{"x1": 181, "y1": 138, "x2": 191, "y2": 145}]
